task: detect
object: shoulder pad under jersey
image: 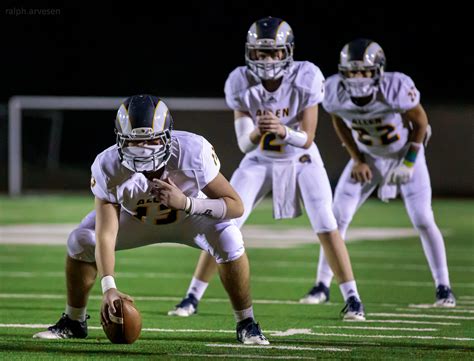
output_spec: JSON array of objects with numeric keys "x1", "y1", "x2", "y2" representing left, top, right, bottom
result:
[
  {"x1": 224, "y1": 66, "x2": 256, "y2": 111},
  {"x1": 291, "y1": 61, "x2": 325, "y2": 106},
  {"x1": 380, "y1": 72, "x2": 420, "y2": 112},
  {"x1": 90, "y1": 145, "x2": 131, "y2": 203},
  {"x1": 322, "y1": 73, "x2": 344, "y2": 114},
  {"x1": 172, "y1": 131, "x2": 220, "y2": 188}
]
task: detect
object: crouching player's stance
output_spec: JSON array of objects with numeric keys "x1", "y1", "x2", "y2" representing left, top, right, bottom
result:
[
  {"x1": 308, "y1": 39, "x2": 456, "y2": 307},
  {"x1": 33, "y1": 95, "x2": 269, "y2": 345}
]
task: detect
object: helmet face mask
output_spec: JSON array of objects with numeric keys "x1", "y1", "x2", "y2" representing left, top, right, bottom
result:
[
  {"x1": 115, "y1": 95, "x2": 173, "y2": 173},
  {"x1": 245, "y1": 17, "x2": 294, "y2": 81},
  {"x1": 338, "y1": 39, "x2": 386, "y2": 98}
]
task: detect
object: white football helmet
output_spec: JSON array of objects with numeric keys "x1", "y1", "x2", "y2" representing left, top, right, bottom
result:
[
  {"x1": 115, "y1": 95, "x2": 173, "y2": 173},
  {"x1": 338, "y1": 38, "x2": 386, "y2": 98},
  {"x1": 245, "y1": 16, "x2": 294, "y2": 80}
]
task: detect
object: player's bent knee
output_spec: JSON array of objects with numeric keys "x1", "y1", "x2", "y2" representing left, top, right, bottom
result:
[
  {"x1": 411, "y1": 211, "x2": 436, "y2": 231},
  {"x1": 333, "y1": 204, "x2": 353, "y2": 227},
  {"x1": 67, "y1": 228, "x2": 96, "y2": 263},
  {"x1": 313, "y1": 208, "x2": 338, "y2": 233},
  {"x1": 213, "y1": 225, "x2": 245, "y2": 264},
  {"x1": 215, "y1": 245, "x2": 245, "y2": 264}
]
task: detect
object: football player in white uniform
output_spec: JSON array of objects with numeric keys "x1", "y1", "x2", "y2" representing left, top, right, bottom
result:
[
  {"x1": 168, "y1": 17, "x2": 365, "y2": 320},
  {"x1": 33, "y1": 95, "x2": 269, "y2": 345},
  {"x1": 310, "y1": 38, "x2": 455, "y2": 307}
]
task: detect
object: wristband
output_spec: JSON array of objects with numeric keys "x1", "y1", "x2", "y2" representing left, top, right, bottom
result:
[
  {"x1": 402, "y1": 142, "x2": 422, "y2": 168},
  {"x1": 186, "y1": 197, "x2": 227, "y2": 219},
  {"x1": 101, "y1": 275, "x2": 117, "y2": 294},
  {"x1": 283, "y1": 126, "x2": 308, "y2": 148},
  {"x1": 184, "y1": 196, "x2": 192, "y2": 213}
]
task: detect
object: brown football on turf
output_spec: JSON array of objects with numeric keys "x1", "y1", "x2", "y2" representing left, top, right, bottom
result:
[{"x1": 101, "y1": 298, "x2": 142, "y2": 344}]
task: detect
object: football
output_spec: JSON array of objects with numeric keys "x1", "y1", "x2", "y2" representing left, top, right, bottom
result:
[{"x1": 101, "y1": 298, "x2": 142, "y2": 344}]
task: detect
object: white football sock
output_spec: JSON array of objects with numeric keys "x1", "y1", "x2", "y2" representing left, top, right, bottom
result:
[
  {"x1": 339, "y1": 281, "x2": 360, "y2": 302},
  {"x1": 418, "y1": 224, "x2": 451, "y2": 287},
  {"x1": 186, "y1": 277, "x2": 209, "y2": 301},
  {"x1": 65, "y1": 305, "x2": 87, "y2": 322},
  {"x1": 316, "y1": 250, "x2": 334, "y2": 288},
  {"x1": 234, "y1": 306, "x2": 254, "y2": 323}
]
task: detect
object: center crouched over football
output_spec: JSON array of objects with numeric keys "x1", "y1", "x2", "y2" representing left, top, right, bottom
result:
[{"x1": 101, "y1": 298, "x2": 142, "y2": 344}]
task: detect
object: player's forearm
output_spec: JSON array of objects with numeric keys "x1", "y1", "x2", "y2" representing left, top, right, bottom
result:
[
  {"x1": 222, "y1": 196, "x2": 244, "y2": 218},
  {"x1": 249, "y1": 128, "x2": 263, "y2": 145},
  {"x1": 333, "y1": 118, "x2": 365, "y2": 163},
  {"x1": 94, "y1": 198, "x2": 119, "y2": 278},
  {"x1": 409, "y1": 121, "x2": 428, "y2": 144},
  {"x1": 406, "y1": 104, "x2": 429, "y2": 144},
  {"x1": 95, "y1": 236, "x2": 116, "y2": 278}
]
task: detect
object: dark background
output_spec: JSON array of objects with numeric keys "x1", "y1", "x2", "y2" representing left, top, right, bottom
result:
[
  {"x1": 0, "y1": 2, "x2": 472, "y2": 194},
  {"x1": 1, "y1": 3, "x2": 472, "y2": 102}
]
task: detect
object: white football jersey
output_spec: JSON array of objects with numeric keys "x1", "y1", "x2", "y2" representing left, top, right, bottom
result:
[
  {"x1": 323, "y1": 72, "x2": 420, "y2": 157},
  {"x1": 90, "y1": 130, "x2": 220, "y2": 225},
  {"x1": 224, "y1": 61, "x2": 325, "y2": 159}
]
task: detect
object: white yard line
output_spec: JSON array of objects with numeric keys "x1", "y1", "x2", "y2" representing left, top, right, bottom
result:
[
  {"x1": 405, "y1": 305, "x2": 474, "y2": 313},
  {"x1": 304, "y1": 333, "x2": 473, "y2": 342},
  {"x1": 270, "y1": 261, "x2": 474, "y2": 272},
  {"x1": 313, "y1": 325, "x2": 438, "y2": 332},
  {"x1": 6, "y1": 323, "x2": 471, "y2": 343},
  {"x1": 369, "y1": 313, "x2": 474, "y2": 320},
  {"x1": 457, "y1": 300, "x2": 474, "y2": 305},
  {"x1": 268, "y1": 329, "x2": 473, "y2": 341},
  {"x1": 0, "y1": 293, "x2": 471, "y2": 313},
  {"x1": 0, "y1": 224, "x2": 428, "y2": 248},
  {"x1": 0, "y1": 323, "x2": 281, "y2": 334},
  {"x1": 206, "y1": 344, "x2": 351, "y2": 352},
  {"x1": 2, "y1": 272, "x2": 473, "y2": 288},
  {"x1": 172, "y1": 354, "x2": 314, "y2": 360},
  {"x1": 345, "y1": 319, "x2": 460, "y2": 326}
]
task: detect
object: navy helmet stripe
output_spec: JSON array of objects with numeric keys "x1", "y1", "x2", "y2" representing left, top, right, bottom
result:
[
  {"x1": 127, "y1": 95, "x2": 158, "y2": 128},
  {"x1": 256, "y1": 17, "x2": 282, "y2": 39},
  {"x1": 347, "y1": 38, "x2": 372, "y2": 61}
]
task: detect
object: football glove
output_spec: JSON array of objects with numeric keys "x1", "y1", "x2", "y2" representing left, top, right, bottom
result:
[{"x1": 388, "y1": 163, "x2": 414, "y2": 185}]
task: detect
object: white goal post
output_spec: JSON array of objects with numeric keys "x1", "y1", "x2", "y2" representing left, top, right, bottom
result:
[{"x1": 8, "y1": 96, "x2": 228, "y2": 196}]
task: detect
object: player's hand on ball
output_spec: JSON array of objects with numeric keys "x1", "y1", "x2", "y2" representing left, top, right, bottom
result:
[
  {"x1": 101, "y1": 288, "x2": 134, "y2": 326},
  {"x1": 388, "y1": 163, "x2": 414, "y2": 185},
  {"x1": 257, "y1": 112, "x2": 285, "y2": 137},
  {"x1": 151, "y1": 178, "x2": 187, "y2": 210},
  {"x1": 101, "y1": 296, "x2": 142, "y2": 344},
  {"x1": 351, "y1": 162, "x2": 373, "y2": 184}
]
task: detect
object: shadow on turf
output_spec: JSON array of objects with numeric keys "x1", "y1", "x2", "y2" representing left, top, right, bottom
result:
[{"x1": 0, "y1": 342, "x2": 167, "y2": 357}]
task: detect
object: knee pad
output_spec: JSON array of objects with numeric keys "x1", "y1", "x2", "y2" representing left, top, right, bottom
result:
[
  {"x1": 411, "y1": 210, "x2": 436, "y2": 231},
  {"x1": 67, "y1": 228, "x2": 96, "y2": 263},
  {"x1": 213, "y1": 224, "x2": 245, "y2": 264},
  {"x1": 305, "y1": 200, "x2": 338, "y2": 233}
]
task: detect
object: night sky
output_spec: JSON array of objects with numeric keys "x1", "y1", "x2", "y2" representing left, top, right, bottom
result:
[{"x1": 1, "y1": 3, "x2": 472, "y2": 103}]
